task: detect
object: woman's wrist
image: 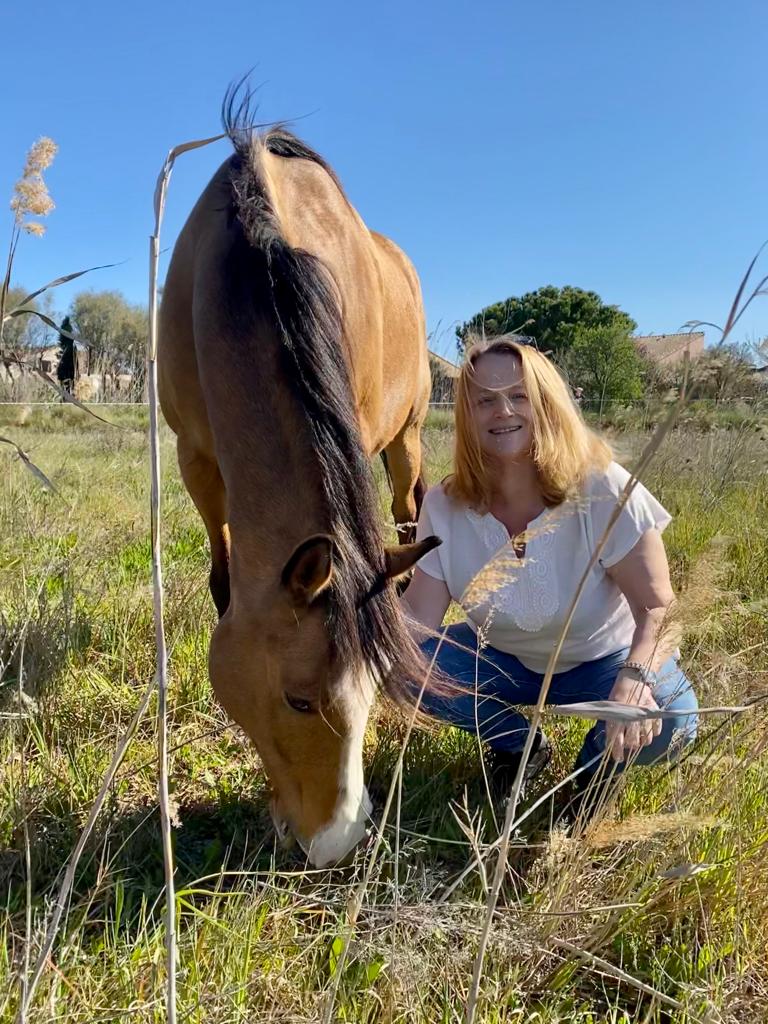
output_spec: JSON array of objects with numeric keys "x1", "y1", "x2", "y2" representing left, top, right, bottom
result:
[{"x1": 621, "y1": 659, "x2": 659, "y2": 688}]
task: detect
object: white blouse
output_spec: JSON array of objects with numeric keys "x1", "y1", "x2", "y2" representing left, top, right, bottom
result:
[{"x1": 415, "y1": 462, "x2": 671, "y2": 674}]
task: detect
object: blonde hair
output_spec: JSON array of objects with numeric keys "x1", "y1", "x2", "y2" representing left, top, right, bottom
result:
[{"x1": 446, "y1": 335, "x2": 612, "y2": 510}]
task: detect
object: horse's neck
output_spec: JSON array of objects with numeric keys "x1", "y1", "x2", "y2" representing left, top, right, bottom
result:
[{"x1": 223, "y1": 421, "x2": 331, "y2": 586}]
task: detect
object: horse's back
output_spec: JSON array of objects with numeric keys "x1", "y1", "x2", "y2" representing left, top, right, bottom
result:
[
  {"x1": 369, "y1": 230, "x2": 431, "y2": 442},
  {"x1": 158, "y1": 159, "x2": 235, "y2": 454},
  {"x1": 159, "y1": 137, "x2": 429, "y2": 457},
  {"x1": 259, "y1": 150, "x2": 429, "y2": 449}
]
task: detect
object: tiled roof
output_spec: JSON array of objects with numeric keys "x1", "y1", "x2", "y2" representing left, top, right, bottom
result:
[
  {"x1": 633, "y1": 332, "x2": 705, "y2": 360},
  {"x1": 428, "y1": 350, "x2": 461, "y2": 377}
]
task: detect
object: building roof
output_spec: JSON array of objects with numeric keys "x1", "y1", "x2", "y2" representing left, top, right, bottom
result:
[
  {"x1": 428, "y1": 350, "x2": 461, "y2": 377},
  {"x1": 633, "y1": 332, "x2": 705, "y2": 361},
  {"x1": 39, "y1": 340, "x2": 88, "y2": 357}
]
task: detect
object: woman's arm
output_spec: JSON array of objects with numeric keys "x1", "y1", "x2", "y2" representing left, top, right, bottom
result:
[
  {"x1": 401, "y1": 567, "x2": 452, "y2": 639},
  {"x1": 603, "y1": 528, "x2": 678, "y2": 761},
  {"x1": 607, "y1": 528, "x2": 678, "y2": 671}
]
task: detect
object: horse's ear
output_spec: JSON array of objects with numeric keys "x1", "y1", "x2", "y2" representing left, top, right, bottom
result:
[
  {"x1": 281, "y1": 535, "x2": 335, "y2": 606},
  {"x1": 383, "y1": 536, "x2": 442, "y2": 581}
]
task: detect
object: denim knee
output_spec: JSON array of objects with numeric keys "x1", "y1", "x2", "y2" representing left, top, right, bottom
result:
[
  {"x1": 575, "y1": 659, "x2": 698, "y2": 774},
  {"x1": 633, "y1": 711, "x2": 697, "y2": 766},
  {"x1": 629, "y1": 661, "x2": 698, "y2": 766}
]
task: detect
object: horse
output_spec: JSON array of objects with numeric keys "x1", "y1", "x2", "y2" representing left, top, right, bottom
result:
[{"x1": 158, "y1": 91, "x2": 439, "y2": 867}]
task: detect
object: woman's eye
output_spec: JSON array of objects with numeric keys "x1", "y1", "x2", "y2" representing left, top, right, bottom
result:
[
  {"x1": 478, "y1": 395, "x2": 494, "y2": 405},
  {"x1": 285, "y1": 695, "x2": 315, "y2": 713},
  {"x1": 511, "y1": 393, "x2": 527, "y2": 402}
]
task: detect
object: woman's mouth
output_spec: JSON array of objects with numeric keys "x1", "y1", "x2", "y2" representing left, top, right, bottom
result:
[{"x1": 489, "y1": 425, "x2": 522, "y2": 435}]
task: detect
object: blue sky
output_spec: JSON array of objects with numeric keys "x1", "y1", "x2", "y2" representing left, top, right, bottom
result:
[{"x1": 2, "y1": 0, "x2": 766, "y2": 359}]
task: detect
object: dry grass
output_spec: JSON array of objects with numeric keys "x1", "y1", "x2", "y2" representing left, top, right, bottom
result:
[{"x1": 0, "y1": 407, "x2": 767, "y2": 1022}]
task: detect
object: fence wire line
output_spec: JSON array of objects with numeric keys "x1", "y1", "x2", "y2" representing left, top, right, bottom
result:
[
  {"x1": 1, "y1": 396, "x2": 765, "y2": 409},
  {"x1": 428, "y1": 395, "x2": 766, "y2": 408},
  {"x1": 0, "y1": 400, "x2": 149, "y2": 406}
]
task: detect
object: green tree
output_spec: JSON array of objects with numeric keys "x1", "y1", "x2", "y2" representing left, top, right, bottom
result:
[
  {"x1": 0, "y1": 285, "x2": 56, "y2": 353},
  {"x1": 57, "y1": 314, "x2": 75, "y2": 390},
  {"x1": 69, "y1": 290, "x2": 147, "y2": 374},
  {"x1": 567, "y1": 324, "x2": 644, "y2": 405},
  {"x1": 456, "y1": 285, "x2": 636, "y2": 356},
  {"x1": 1, "y1": 286, "x2": 35, "y2": 352}
]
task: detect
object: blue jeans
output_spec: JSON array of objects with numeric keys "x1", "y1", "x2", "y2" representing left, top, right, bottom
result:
[{"x1": 419, "y1": 624, "x2": 698, "y2": 777}]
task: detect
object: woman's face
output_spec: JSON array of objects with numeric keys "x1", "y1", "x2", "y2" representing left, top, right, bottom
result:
[{"x1": 468, "y1": 352, "x2": 533, "y2": 461}]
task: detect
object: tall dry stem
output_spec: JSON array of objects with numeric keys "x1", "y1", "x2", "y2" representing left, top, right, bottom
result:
[
  {"x1": 15, "y1": 680, "x2": 156, "y2": 1022},
  {"x1": 321, "y1": 628, "x2": 450, "y2": 1024},
  {"x1": 464, "y1": 387, "x2": 690, "y2": 1022},
  {"x1": 148, "y1": 130, "x2": 226, "y2": 1024},
  {"x1": 465, "y1": 245, "x2": 768, "y2": 1020}
]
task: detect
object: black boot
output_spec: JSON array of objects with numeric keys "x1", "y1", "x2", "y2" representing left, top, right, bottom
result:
[
  {"x1": 559, "y1": 766, "x2": 621, "y2": 828},
  {"x1": 487, "y1": 732, "x2": 552, "y2": 801}
]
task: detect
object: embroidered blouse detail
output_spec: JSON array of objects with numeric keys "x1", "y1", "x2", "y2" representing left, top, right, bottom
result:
[
  {"x1": 414, "y1": 464, "x2": 672, "y2": 673},
  {"x1": 465, "y1": 507, "x2": 560, "y2": 632}
]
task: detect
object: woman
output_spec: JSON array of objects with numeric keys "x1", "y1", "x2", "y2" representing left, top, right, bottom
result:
[{"x1": 404, "y1": 335, "x2": 698, "y2": 814}]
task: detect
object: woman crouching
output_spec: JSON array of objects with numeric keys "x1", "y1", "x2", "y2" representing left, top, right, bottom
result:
[{"x1": 404, "y1": 335, "x2": 698, "y2": 817}]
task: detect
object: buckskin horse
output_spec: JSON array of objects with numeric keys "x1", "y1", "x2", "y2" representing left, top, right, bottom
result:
[{"x1": 158, "y1": 90, "x2": 439, "y2": 867}]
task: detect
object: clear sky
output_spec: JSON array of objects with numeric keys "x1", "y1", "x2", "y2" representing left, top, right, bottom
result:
[{"x1": 2, "y1": 0, "x2": 766, "y2": 359}]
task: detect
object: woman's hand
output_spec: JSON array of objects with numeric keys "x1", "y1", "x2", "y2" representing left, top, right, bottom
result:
[{"x1": 606, "y1": 670, "x2": 662, "y2": 762}]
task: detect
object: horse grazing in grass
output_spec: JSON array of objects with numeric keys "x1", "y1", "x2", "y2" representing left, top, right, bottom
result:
[{"x1": 158, "y1": 92, "x2": 438, "y2": 867}]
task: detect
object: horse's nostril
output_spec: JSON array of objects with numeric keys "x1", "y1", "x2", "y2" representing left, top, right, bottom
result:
[
  {"x1": 270, "y1": 799, "x2": 295, "y2": 849},
  {"x1": 277, "y1": 824, "x2": 295, "y2": 850}
]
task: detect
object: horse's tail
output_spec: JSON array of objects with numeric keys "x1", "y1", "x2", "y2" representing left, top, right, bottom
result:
[
  {"x1": 379, "y1": 449, "x2": 394, "y2": 495},
  {"x1": 414, "y1": 469, "x2": 426, "y2": 518}
]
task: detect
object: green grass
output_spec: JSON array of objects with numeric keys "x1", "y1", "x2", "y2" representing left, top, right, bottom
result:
[
  {"x1": 582, "y1": 396, "x2": 768, "y2": 435},
  {"x1": 1, "y1": 407, "x2": 767, "y2": 1022}
]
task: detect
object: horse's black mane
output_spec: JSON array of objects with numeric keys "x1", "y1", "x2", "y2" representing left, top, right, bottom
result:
[
  {"x1": 222, "y1": 81, "x2": 346, "y2": 196},
  {"x1": 219, "y1": 81, "x2": 428, "y2": 701}
]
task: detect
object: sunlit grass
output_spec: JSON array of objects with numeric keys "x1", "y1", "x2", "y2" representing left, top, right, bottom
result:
[{"x1": 1, "y1": 408, "x2": 766, "y2": 1022}]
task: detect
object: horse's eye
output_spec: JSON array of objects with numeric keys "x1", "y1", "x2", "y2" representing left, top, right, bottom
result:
[{"x1": 285, "y1": 694, "x2": 315, "y2": 714}]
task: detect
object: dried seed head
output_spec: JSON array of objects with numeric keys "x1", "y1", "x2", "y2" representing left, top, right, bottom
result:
[{"x1": 10, "y1": 136, "x2": 58, "y2": 235}]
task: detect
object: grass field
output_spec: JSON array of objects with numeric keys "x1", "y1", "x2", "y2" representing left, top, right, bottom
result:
[{"x1": 1, "y1": 402, "x2": 767, "y2": 1022}]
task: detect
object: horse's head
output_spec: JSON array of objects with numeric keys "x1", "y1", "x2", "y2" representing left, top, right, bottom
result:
[{"x1": 209, "y1": 533, "x2": 439, "y2": 868}]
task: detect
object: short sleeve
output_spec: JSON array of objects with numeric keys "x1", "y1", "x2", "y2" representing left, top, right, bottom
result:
[
  {"x1": 589, "y1": 463, "x2": 672, "y2": 568},
  {"x1": 415, "y1": 488, "x2": 447, "y2": 580}
]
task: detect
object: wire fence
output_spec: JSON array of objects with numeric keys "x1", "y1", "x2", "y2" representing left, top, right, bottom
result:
[
  {"x1": 1, "y1": 398, "x2": 765, "y2": 422},
  {"x1": 426, "y1": 395, "x2": 768, "y2": 431},
  {"x1": 428, "y1": 395, "x2": 767, "y2": 409},
  {"x1": 0, "y1": 400, "x2": 148, "y2": 406}
]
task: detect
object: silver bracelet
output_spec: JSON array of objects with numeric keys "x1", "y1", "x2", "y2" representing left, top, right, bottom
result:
[{"x1": 621, "y1": 660, "x2": 658, "y2": 687}]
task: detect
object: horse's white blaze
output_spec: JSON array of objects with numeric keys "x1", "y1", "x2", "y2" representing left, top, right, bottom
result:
[
  {"x1": 305, "y1": 673, "x2": 374, "y2": 868},
  {"x1": 304, "y1": 782, "x2": 372, "y2": 868}
]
